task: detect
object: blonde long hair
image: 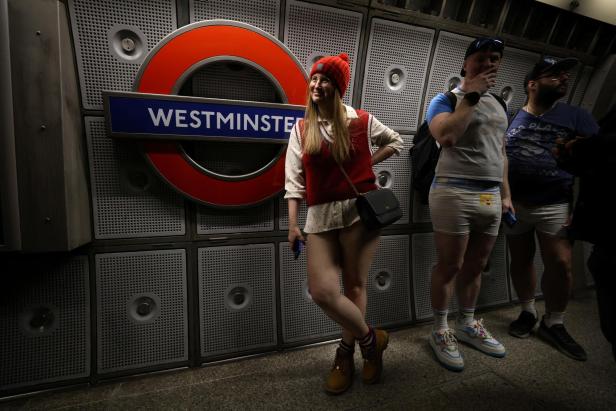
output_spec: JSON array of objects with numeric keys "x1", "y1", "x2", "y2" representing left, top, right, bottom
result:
[{"x1": 302, "y1": 88, "x2": 351, "y2": 163}]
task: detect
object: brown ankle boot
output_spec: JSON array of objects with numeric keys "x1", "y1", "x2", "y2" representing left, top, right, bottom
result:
[
  {"x1": 324, "y1": 347, "x2": 355, "y2": 395},
  {"x1": 360, "y1": 329, "x2": 389, "y2": 384}
]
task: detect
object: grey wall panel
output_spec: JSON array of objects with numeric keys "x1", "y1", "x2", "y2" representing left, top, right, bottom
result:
[
  {"x1": 412, "y1": 232, "x2": 458, "y2": 320},
  {"x1": 279, "y1": 242, "x2": 340, "y2": 343},
  {"x1": 571, "y1": 66, "x2": 594, "y2": 107},
  {"x1": 278, "y1": 196, "x2": 308, "y2": 231},
  {"x1": 361, "y1": 19, "x2": 434, "y2": 132},
  {"x1": 199, "y1": 244, "x2": 277, "y2": 357},
  {"x1": 366, "y1": 235, "x2": 412, "y2": 327},
  {"x1": 509, "y1": 235, "x2": 544, "y2": 300},
  {"x1": 372, "y1": 135, "x2": 412, "y2": 225},
  {"x1": 96, "y1": 249, "x2": 188, "y2": 373},
  {"x1": 85, "y1": 117, "x2": 185, "y2": 239},
  {"x1": 495, "y1": 47, "x2": 541, "y2": 113},
  {"x1": 422, "y1": 31, "x2": 472, "y2": 119},
  {"x1": 284, "y1": 0, "x2": 363, "y2": 105},
  {"x1": 0, "y1": 256, "x2": 90, "y2": 390},
  {"x1": 476, "y1": 233, "x2": 509, "y2": 308},
  {"x1": 68, "y1": 0, "x2": 177, "y2": 110},
  {"x1": 189, "y1": 0, "x2": 280, "y2": 37},
  {"x1": 190, "y1": 60, "x2": 281, "y2": 102},
  {"x1": 197, "y1": 202, "x2": 274, "y2": 235}
]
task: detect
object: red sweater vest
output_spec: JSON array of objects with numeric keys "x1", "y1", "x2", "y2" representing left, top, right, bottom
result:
[{"x1": 300, "y1": 110, "x2": 377, "y2": 206}]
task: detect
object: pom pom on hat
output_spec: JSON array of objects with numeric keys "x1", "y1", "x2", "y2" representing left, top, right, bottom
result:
[{"x1": 309, "y1": 53, "x2": 351, "y2": 97}]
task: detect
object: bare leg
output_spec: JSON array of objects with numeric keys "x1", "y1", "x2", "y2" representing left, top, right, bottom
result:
[
  {"x1": 431, "y1": 232, "x2": 468, "y2": 311},
  {"x1": 507, "y1": 231, "x2": 538, "y2": 302},
  {"x1": 455, "y1": 232, "x2": 498, "y2": 308},
  {"x1": 306, "y1": 230, "x2": 369, "y2": 339},
  {"x1": 338, "y1": 222, "x2": 381, "y2": 344},
  {"x1": 537, "y1": 231, "x2": 572, "y2": 313}
]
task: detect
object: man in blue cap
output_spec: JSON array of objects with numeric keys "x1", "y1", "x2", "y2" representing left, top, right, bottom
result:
[
  {"x1": 425, "y1": 37, "x2": 510, "y2": 372},
  {"x1": 505, "y1": 56, "x2": 599, "y2": 361}
]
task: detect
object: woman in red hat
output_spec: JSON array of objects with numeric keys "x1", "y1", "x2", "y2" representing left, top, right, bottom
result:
[{"x1": 285, "y1": 53, "x2": 403, "y2": 394}]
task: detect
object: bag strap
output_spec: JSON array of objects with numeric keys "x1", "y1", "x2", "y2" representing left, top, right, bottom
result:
[
  {"x1": 320, "y1": 123, "x2": 361, "y2": 196},
  {"x1": 337, "y1": 161, "x2": 361, "y2": 197}
]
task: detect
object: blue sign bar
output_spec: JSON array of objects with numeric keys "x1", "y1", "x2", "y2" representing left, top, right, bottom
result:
[{"x1": 103, "y1": 91, "x2": 306, "y2": 143}]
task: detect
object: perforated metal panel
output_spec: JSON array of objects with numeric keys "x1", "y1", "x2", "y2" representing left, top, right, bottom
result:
[
  {"x1": 0, "y1": 257, "x2": 90, "y2": 390},
  {"x1": 96, "y1": 249, "x2": 188, "y2": 373},
  {"x1": 189, "y1": 0, "x2": 280, "y2": 37},
  {"x1": 199, "y1": 244, "x2": 276, "y2": 357},
  {"x1": 412, "y1": 232, "x2": 458, "y2": 320},
  {"x1": 494, "y1": 46, "x2": 540, "y2": 113},
  {"x1": 85, "y1": 117, "x2": 185, "y2": 239},
  {"x1": 284, "y1": 0, "x2": 362, "y2": 104},
  {"x1": 423, "y1": 32, "x2": 541, "y2": 117},
  {"x1": 571, "y1": 66, "x2": 594, "y2": 106},
  {"x1": 68, "y1": 0, "x2": 177, "y2": 110},
  {"x1": 190, "y1": 61, "x2": 282, "y2": 103},
  {"x1": 279, "y1": 243, "x2": 340, "y2": 343},
  {"x1": 361, "y1": 19, "x2": 434, "y2": 132},
  {"x1": 509, "y1": 235, "x2": 545, "y2": 300},
  {"x1": 278, "y1": 196, "x2": 308, "y2": 231},
  {"x1": 197, "y1": 202, "x2": 274, "y2": 234},
  {"x1": 476, "y1": 234, "x2": 509, "y2": 308},
  {"x1": 372, "y1": 135, "x2": 412, "y2": 225},
  {"x1": 423, "y1": 32, "x2": 472, "y2": 119},
  {"x1": 366, "y1": 235, "x2": 412, "y2": 327}
]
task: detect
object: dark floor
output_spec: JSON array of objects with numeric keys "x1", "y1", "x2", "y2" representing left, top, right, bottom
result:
[{"x1": 2, "y1": 290, "x2": 615, "y2": 410}]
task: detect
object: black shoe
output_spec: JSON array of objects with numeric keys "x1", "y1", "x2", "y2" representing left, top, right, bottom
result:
[
  {"x1": 509, "y1": 311, "x2": 538, "y2": 338},
  {"x1": 537, "y1": 321, "x2": 587, "y2": 361}
]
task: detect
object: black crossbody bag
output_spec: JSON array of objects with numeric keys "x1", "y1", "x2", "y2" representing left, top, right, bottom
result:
[{"x1": 337, "y1": 162, "x2": 402, "y2": 230}]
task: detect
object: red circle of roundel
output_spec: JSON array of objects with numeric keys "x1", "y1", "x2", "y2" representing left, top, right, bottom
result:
[{"x1": 134, "y1": 21, "x2": 307, "y2": 207}]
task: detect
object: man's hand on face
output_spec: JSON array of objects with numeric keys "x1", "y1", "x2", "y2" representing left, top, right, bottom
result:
[{"x1": 465, "y1": 67, "x2": 497, "y2": 94}]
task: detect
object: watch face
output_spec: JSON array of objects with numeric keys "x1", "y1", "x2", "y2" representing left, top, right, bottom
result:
[{"x1": 466, "y1": 92, "x2": 480, "y2": 105}]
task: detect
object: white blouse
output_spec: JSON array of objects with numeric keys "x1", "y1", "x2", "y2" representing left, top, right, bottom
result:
[{"x1": 284, "y1": 105, "x2": 403, "y2": 233}]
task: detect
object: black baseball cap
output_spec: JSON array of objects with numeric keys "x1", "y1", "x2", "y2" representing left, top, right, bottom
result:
[
  {"x1": 523, "y1": 57, "x2": 579, "y2": 92},
  {"x1": 525, "y1": 57, "x2": 579, "y2": 83},
  {"x1": 460, "y1": 37, "x2": 505, "y2": 76}
]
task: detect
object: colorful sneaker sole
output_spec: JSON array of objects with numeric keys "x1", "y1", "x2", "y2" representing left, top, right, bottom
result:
[
  {"x1": 428, "y1": 336, "x2": 464, "y2": 372},
  {"x1": 455, "y1": 330, "x2": 506, "y2": 358}
]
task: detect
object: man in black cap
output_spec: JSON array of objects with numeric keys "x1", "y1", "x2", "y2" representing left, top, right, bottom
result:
[
  {"x1": 505, "y1": 57, "x2": 599, "y2": 361},
  {"x1": 425, "y1": 37, "x2": 511, "y2": 372}
]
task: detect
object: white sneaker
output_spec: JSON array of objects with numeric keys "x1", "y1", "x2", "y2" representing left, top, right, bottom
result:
[
  {"x1": 455, "y1": 319, "x2": 506, "y2": 358},
  {"x1": 429, "y1": 329, "x2": 464, "y2": 372}
]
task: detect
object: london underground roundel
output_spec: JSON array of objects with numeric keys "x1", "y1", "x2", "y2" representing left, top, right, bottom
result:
[{"x1": 130, "y1": 20, "x2": 308, "y2": 207}]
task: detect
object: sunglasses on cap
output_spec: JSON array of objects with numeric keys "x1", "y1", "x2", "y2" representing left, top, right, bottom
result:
[{"x1": 465, "y1": 37, "x2": 504, "y2": 59}]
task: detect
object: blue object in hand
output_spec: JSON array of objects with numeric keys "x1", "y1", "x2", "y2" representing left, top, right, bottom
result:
[
  {"x1": 292, "y1": 239, "x2": 304, "y2": 260},
  {"x1": 503, "y1": 210, "x2": 517, "y2": 228}
]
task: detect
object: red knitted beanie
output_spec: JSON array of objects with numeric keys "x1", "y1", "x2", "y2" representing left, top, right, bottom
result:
[{"x1": 309, "y1": 53, "x2": 351, "y2": 98}]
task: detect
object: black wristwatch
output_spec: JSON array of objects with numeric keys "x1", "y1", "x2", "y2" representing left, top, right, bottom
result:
[{"x1": 463, "y1": 92, "x2": 480, "y2": 106}]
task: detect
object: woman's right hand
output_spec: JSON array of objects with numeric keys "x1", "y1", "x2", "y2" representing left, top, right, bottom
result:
[{"x1": 288, "y1": 225, "x2": 305, "y2": 245}]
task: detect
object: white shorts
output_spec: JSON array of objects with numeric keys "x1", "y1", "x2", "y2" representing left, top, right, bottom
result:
[
  {"x1": 429, "y1": 178, "x2": 502, "y2": 236},
  {"x1": 503, "y1": 202, "x2": 570, "y2": 237}
]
